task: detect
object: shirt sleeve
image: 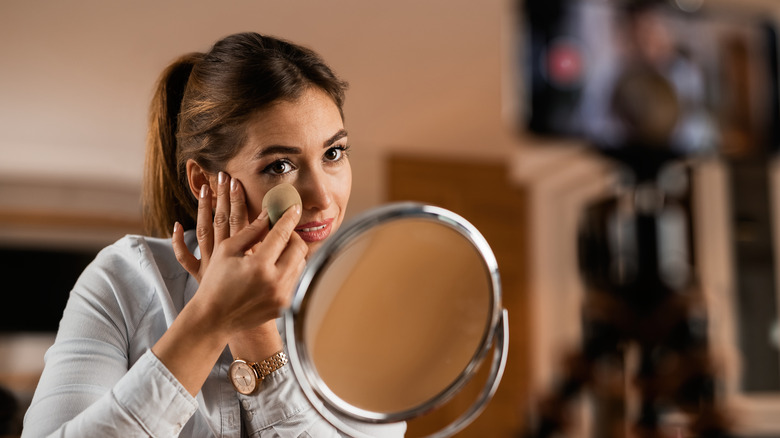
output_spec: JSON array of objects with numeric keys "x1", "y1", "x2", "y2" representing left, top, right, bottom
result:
[
  {"x1": 22, "y1": 241, "x2": 199, "y2": 437},
  {"x1": 239, "y1": 366, "x2": 406, "y2": 438},
  {"x1": 23, "y1": 350, "x2": 197, "y2": 438}
]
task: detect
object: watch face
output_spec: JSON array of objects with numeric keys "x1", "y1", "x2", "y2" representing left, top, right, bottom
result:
[{"x1": 229, "y1": 360, "x2": 258, "y2": 395}]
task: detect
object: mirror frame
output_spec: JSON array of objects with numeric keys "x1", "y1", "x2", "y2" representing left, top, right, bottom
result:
[{"x1": 284, "y1": 202, "x2": 508, "y2": 436}]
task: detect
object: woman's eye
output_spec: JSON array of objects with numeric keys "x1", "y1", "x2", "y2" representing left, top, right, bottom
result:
[
  {"x1": 325, "y1": 145, "x2": 349, "y2": 162},
  {"x1": 264, "y1": 160, "x2": 293, "y2": 176}
]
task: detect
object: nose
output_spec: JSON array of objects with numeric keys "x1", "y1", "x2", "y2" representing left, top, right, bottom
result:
[{"x1": 295, "y1": 167, "x2": 332, "y2": 213}]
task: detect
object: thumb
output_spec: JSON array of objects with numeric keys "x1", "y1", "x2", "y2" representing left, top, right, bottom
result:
[{"x1": 223, "y1": 210, "x2": 271, "y2": 255}]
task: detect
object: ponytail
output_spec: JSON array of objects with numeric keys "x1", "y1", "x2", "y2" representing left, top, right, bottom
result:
[{"x1": 143, "y1": 53, "x2": 203, "y2": 237}]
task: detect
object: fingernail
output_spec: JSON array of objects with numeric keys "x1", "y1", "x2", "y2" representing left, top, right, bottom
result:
[
  {"x1": 293, "y1": 204, "x2": 301, "y2": 215},
  {"x1": 200, "y1": 184, "x2": 208, "y2": 198},
  {"x1": 230, "y1": 178, "x2": 238, "y2": 192},
  {"x1": 173, "y1": 221, "x2": 180, "y2": 234},
  {"x1": 218, "y1": 171, "x2": 227, "y2": 185},
  {"x1": 257, "y1": 210, "x2": 268, "y2": 221}
]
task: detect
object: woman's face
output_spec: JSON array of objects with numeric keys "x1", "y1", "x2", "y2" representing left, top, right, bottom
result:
[{"x1": 224, "y1": 87, "x2": 352, "y2": 255}]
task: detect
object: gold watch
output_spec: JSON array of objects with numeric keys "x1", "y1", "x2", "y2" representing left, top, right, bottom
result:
[{"x1": 228, "y1": 350, "x2": 288, "y2": 395}]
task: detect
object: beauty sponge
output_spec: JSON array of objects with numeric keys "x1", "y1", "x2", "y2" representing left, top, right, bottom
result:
[{"x1": 262, "y1": 183, "x2": 302, "y2": 226}]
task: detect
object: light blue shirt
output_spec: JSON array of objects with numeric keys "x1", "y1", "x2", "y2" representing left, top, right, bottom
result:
[{"x1": 22, "y1": 232, "x2": 405, "y2": 437}]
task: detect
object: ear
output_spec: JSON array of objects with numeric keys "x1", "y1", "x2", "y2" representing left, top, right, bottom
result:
[{"x1": 186, "y1": 159, "x2": 214, "y2": 200}]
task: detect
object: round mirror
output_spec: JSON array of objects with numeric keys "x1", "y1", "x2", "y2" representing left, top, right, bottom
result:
[{"x1": 284, "y1": 203, "x2": 508, "y2": 437}]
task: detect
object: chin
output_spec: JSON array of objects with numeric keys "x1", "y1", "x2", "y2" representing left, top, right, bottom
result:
[{"x1": 305, "y1": 241, "x2": 325, "y2": 259}]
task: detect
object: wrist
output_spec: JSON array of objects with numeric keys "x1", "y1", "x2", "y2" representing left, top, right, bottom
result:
[
  {"x1": 228, "y1": 320, "x2": 283, "y2": 363},
  {"x1": 183, "y1": 292, "x2": 234, "y2": 343}
]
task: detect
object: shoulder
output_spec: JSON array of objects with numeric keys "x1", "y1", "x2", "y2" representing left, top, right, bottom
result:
[
  {"x1": 72, "y1": 233, "x2": 193, "y2": 309},
  {"x1": 65, "y1": 233, "x2": 196, "y2": 335},
  {"x1": 92, "y1": 232, "x2": 195, "y2": 280}
]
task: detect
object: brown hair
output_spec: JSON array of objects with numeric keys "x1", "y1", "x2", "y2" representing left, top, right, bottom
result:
[{"x1": 143, "y1": 32, "x2": 348, "y2": 237}]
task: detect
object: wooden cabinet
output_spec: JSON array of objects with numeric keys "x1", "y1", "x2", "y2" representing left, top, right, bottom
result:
[{"x1": 386, "y1": 154, "x2": 531, "y2": 437}]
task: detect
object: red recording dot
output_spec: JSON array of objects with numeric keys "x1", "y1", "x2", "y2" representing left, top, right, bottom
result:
[{"x1": 546, "y1": 39, "x2": 584, "y2": 88}]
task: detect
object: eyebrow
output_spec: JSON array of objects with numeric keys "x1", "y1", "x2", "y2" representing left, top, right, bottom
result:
[
  {"x1": 254, "y1": 145, "x2": 301, "y2": 159},
  {"x1": 324, "y1": 129, "x2": 348, "y2": 147},
  {"x1": 254, "y1": 129, "x2": 348, "y2": 159}
]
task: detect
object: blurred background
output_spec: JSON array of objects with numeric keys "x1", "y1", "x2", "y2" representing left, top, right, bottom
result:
[{"x1": 3, "y1": 0, "x2": 780, "y2": 436}]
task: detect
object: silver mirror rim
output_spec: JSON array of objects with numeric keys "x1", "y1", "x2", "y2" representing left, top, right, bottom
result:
[{"x1": 284, "y1": 202, "x2": 503, "y2": 424}]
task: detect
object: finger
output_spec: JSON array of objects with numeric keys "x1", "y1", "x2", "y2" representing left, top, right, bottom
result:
[
  {"x1": 275, "y1": 231, "x2": 308, "y2": 273},
  {"x1": 172, "y1": 221, "x2": 201, "y2": 279},
  {"x1": 247, "y1": 208, "x2": 274, "y2": 255},
  {"x1": 222, "y1": 210, "x2": 271, "y2": 256},
  {"x1": 254, "y1": 203, "x2": 302, "y2": 261},
  {"x1": 196, "y1": 184, "x2": 214, "y2": 264},
  {"x1": 213, "y1": 171, "x2": 230, "y2": 245},
  {"x1": 274, "y1": 234, "x2": 308, "y2": 311},
  {"x1": 229, "y1": 177, "x2": 249, "y2": 236}
]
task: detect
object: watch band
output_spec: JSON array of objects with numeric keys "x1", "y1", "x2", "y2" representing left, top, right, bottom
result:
[
  {"x1": 229, "y1": 350, "x2": 289, "y2": 395},
  {"x1": 253, "y1": 350, "x2": 288, "y2": 378}
]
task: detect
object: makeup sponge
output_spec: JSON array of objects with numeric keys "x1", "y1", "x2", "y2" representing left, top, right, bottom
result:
[{"x1": 262, "y1": 183, "x2": 302, "y2": 226}]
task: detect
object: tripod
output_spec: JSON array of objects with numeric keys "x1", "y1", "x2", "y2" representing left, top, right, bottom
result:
[{"x1": 525, "y1": 161, "x2": 732, "y2": 437}]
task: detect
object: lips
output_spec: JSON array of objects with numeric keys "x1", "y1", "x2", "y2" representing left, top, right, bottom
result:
[{"x1": 295, "y1": 218, "x2": 334, "y2": 243}]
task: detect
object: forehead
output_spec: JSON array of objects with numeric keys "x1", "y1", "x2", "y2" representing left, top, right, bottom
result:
[{"x1": 243, "y1": 88, "x2": 344, "y2": 150}]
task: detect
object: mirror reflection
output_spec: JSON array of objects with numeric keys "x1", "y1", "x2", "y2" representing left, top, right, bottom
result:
[{"x1": 302, "y1": 218, "x2": 493, "y2": 415}]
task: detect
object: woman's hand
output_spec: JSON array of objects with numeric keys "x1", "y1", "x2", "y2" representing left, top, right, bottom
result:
[
  {"x1": 194, "y1": 205, "x2": 307, "y2": 332},
  {"x1": 153, "y1": 172, "x2": 305, "y2": 396},
  {"x1": 170, "y1": 171, "x2": 308, "y2": 333},
  {"x1": 172, "y1": 172, "x2": 252, "y2": 283}
]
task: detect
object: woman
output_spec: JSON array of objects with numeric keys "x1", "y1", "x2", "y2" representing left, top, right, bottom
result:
[{"x1": 23, "y1": 32, "x2": 405, "y2": 437}]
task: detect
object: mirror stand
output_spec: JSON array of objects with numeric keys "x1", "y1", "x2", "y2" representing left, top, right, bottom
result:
[{"x1": 284, "y1": 203, "x2": 510, "y2": 437}]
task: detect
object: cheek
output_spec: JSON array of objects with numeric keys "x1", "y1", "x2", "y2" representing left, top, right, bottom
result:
[
  {"x1": 243, "y1": 190, "x2": 266, "y2": 220},
  {"x1": 224, "y1": 163, "x2": 267, "y2": 219},
  {"x1": 335, "y1": 166, "x2": 352, "y2": 213}
]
